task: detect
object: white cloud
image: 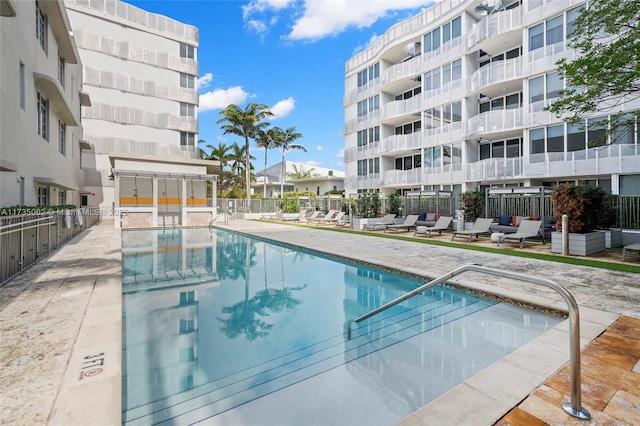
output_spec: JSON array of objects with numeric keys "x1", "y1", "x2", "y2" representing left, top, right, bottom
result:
[
  {"x1": 246, "y1": 19, "x2": 268, "y2": 34},
  {"x1": 287, "y1": 0, "x2": 428, "y2": 42},
  {"x1": 199, "y1": 86, "x2": 250, "y2": 112},
  {"x1": 336, "y1": 149, "x2": 344, "y2": 158},
  {"x1": 316, "y1": 145, "x2": 324, "y2": 151},
  {"x1": 271, "y1": 97, "x2": 295, "y2": 118},
  {"x1": 197, "y1": 72, "x2": 213, "y2": 89}
]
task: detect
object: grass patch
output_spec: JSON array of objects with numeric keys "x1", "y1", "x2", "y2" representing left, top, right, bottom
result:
[{"x1": 254, "y1": 220, "x2": 640, "y2": 274}]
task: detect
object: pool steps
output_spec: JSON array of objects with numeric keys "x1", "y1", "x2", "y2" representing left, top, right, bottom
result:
[{"x1": 124, "y1": 289, "x2": 493, "y2": 425}]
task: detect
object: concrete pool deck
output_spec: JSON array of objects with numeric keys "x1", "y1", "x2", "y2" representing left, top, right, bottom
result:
[{"x1": 1, "y1": 220, "x2": 638, "y2": 425}]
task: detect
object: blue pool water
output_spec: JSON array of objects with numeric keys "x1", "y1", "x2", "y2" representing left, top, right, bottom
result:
[{"x1": 121, "y1": 228, "x2": 562, "y2": 425}]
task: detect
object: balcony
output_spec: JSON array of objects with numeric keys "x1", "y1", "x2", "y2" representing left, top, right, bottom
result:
[
  {"x1": 467, "y1": 6, "x2": 523, "y2": 54},
  {"x1": 381, "y1": 96, "x2": 422, "y2": 125},
  {"x1": 344, "y1": 142, "x2": 381, "y2": 162},
  {"x1": 526, "y1": 144, "x2": 640, "y2": 178},
  {"x1": 422, "y1": 36, "x2": 466, "y2": 70},
  {"x1": 380, "y1": 56, "x2": 422, "y2": 91},
  {"x1": 380, "y1": 133, "x2": 422, "y2": 156},
  {"x1": 422, "y1": 79, "x2": 465, "y2": 110},
  {"x1": 423, "y1": 122, "x2": 464, "y2": 147},
  {"x1": 467, "y1": 108, "x2": 524, "y2": 138},
  {"x1": 422, "y1": 164, "x2": 465, "y2": 185},
  {"x1": 466, "y1": 157, "x2": 524, "y2": 182},
  {"x1": 524, "y1": 0, "x2": 583, "y2": 27},
  {"x1": 343, "y1": 78, "x2": 382, "y2": 107},
  {"x1": 343, "y1": 111, "x2": 381, "y2": 134},
  {"x1": 382, "y1": 168, "x2": 422, "y2": 187},
  {"x1": 468, "y1": 57, "x2": 524, "y2": 96}
]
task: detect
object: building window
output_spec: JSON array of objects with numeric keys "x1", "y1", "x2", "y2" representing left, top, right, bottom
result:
[
  {"x1": 58, "y1": 52, "x2": 65, "y2": 88},
  {"x1": 357, "y1": 63, "x2": 380, "y2": 87},
  {"x1": 179, "y1": 319, "x2": 195, "y2": 334},
  {"x1": 180, "y1": 291, "x2": 196, "y2": 305},
  {"x1": 37, "y1": 92, "x2": 49, "y2": 140},
  {"x1": 37, "y1": 185, "x2": 48, "y2": 206},
  {"x1": 180, "y1": 103, "x2": 195, "y2": 117},
  {"x1": 59, "y1": 190, "x2": 65, "y2": 205},
  {"x1": 58, "y1": 121, "x2": 66, "y2": 155},
  {"x1": 529, "y1": 72, "x2": 561, "y2": 111},
  {"x1": 36, "y1": 1, "x2": 47, "y2": 53},
  {"x1": 180, "y1": 73, "x2": 195, "y2": 89},
  {"x1": 180, "y1": 43, "x2": 194, "y2": 59},
  {"x1": 180, "y1": 132, "x2": 195, "y2": 147},
  {"x1": 81, "y1": 194, "x2": 88, "y2": 207},
  {"x1": 19, "y1": 62, "x2": 25, "y2": 109},
  {"x1": 357, "y1": 95, "x2": 379, "y2": 117}
]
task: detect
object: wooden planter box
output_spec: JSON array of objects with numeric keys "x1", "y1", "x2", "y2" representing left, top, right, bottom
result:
[{"x1": 551, "y1": 231, "x2": 606, "y2": 256}]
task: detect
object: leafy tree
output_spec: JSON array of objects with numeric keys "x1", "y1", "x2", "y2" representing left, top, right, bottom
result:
[
  {"x1": 546, "y1": 0, "x2": 640, "y2": 145},
  {"x1": 387, "y1": 191, "x2": 403, "y2": 216},
  {"x1": 227, "y1": 143, "x2": 255, "y2": 198},
  {"x1": 203, "y1": 142, "x2": 231, "y2": 198},
  {"x1": 217, "y1": 103, "x2": 273, "y2": 204},
  {"x1": 459, "y1": 188, "x2": 484, "y2": 223},
  {"x1": 271, "y1": 126, "x2": 305, "y2": 196}
]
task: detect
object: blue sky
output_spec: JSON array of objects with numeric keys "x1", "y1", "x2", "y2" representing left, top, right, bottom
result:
[{"x1": 126, "y1": 0, "x2": 436, "y2": 171}]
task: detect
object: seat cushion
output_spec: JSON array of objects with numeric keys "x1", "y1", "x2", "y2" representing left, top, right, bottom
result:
[
  {"x1": 425, "y1": 212, "x2": 437, "y2": 221},
  {"x1": 498, "y1": 215, "x2": 512, "y2": 226}
]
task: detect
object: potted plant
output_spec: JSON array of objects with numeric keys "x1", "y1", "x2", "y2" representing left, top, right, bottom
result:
[
  {"x1": 459, "y1": 188, "x2": 485, "y2": 229},
  {"x1": 550, "y1": 183, "x2": 617, "y2": 255},
  {"x1": 350, "y1": 192, "x2": 382, "y2": 230}
]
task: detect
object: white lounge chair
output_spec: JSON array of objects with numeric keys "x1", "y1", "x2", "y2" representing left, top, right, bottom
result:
[
  {"x1": 414, "y1": 216, "x2": 453, "y2": 237},
  {"x1": 362, "y1": 214, "x2": 396, "y2": 231},
  {"x1": 496, "y1": 219, "x2": 543, "y2": 248},
  {"x1": 305, "y1": 211, "x2": 321, "y2": 223},
  {"x1": 313, "y1": 209, "x2": 337, "y2": 224},
  {"x1": 317, "y1": 211, "x2": 345, "y2": 225},
  {"x1": 384, "y1": 214, "x2": 419, "y2": 233},
  {"x1": 451, "y1": 218, "x2": 493, "y2": 242}
]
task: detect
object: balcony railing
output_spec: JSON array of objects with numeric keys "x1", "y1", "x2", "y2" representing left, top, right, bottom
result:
[
  {"x1": 343, "y1": 111, "x2": 381, "y2": 134},
  {"x1": 381, "y1": 96, "x2": 422, "y2": 122},
  {"x1": 380, "y1": 56, "x2": 422, "y2": 88},
  {"x1": 382, "y1": 168, "x2": 423, "y2": 186},
  {"x1": 467, "y1": 108, "x2": 524, "y2": 138},
  {"x1": 468, "y1": 57, "x2": 524, "y2": 94},
  {"x1": 422, "y1": 79, "x2": 465, "y2": 110},
  {"x1": 343, "y1": 78, "x2": 382, "y2": 107},
  {"x1": 467, "y1": 6, "x2": 523, "y2": 49},
  {"x1": 380, "y1": 132, "x2": 422, "y2": 155},
  {"x1": 467, "y1": 157, "x2": 524, "y2": 181},
  {"x1": 423, "y1": 122, "x2": 464, "y2": 147}
]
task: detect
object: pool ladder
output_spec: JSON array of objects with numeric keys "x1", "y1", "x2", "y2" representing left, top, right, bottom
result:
[{"x1": 346, "y1": 263, "x2": 591, "y2": 421}]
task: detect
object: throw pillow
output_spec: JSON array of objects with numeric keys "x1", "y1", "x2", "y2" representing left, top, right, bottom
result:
[
  {"x1": 418, "y1": 212, "x2": 426, "y2": 221},
  {"x1": 425, "y1": 212, "x2": 436, "y2": 221},
  {"x1": 515, "y1": 216, "x2": 530, "y2": 226},
  {"x1": 498, "y1": 215, "x2": 511, "y2": 226}
]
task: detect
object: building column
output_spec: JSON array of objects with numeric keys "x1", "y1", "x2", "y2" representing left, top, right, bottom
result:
[
  {"x1": 181, "y1": 177, "x2": 187, "y2": 225},
  {"x1": 114, "y1": 173, "x2": 121, "y2": 228},
  {"x1": 152, "y1": 175, "x2": 158, "y2": 227}
]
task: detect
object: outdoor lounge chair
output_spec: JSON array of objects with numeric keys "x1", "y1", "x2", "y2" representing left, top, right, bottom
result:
[
  {"x1": 414, "y1": 215, "x2": 453, "y2": 237},
  {"x1": 496, "y1": 219, "x2": 542, "y2": 248},
  {"x1": 384, "y1": 214, "x2": 419, "y2": 233},
  {"x1": 450, "y1": 218, "x2": 493, "y2": 242},
  {"x1": 621, "y1": 242, "x2": 640, "y2": 261},
  {"x1": 305, "y1": 211, "x2": 321, "y2": 223},
  {"x1": 317, "y1": 211, "x2": 345, "y2": 225},
  {"x1": 313, "y1": 209, "x2": 337, "y2": 224},
  {"x1": 362, "y1": 214, "x2": 396, "y2": 231}
]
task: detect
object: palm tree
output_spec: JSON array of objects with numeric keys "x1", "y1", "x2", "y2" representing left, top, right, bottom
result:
[
  {"x1": 227, "y1": 142, "x2": 256, "y2": 198},
  {"x1": 287, "y1": 164, "x2": 316, "y2": 180},
  {"x1": 271, "y1": 126, "x2": 305, "y2": 197},
  {"x1": 255, "y1": 127, "x2": 279, "y2": 198},
  {"x1": 204, "y1": 142, "x2": 231, "y2": 198},
  {"x1": 217, "y1": 103, "x2": 273, "y2": 205}
]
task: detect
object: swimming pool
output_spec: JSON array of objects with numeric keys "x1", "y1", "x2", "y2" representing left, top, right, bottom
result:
[{"x1": 121, "y1": 228, "x2": 562, "y2": 425}]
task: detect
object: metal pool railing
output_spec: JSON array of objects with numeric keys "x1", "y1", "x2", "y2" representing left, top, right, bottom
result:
[
  {"x1": 0, "y1": 209, "x2": 100, "y2": 285},
  {"x1": 347, "y1": 264, "x2": 591, "y2": 421}
]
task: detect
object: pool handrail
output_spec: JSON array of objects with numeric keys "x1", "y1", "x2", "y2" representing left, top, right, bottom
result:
[{"x1": 346, "y1": 263, "x2": 591, "y2": 421}]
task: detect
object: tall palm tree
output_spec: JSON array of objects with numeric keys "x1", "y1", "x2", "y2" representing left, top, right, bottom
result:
[
  {"x1": 217, "y1": 103, "x2": 273, "y2": 205},
  {"x1": 271, "y1": 126, "x2": 305, "y2": 197},
  {"x1": 255, "y1": 127, "x2": 279, "y2": 198},
  {"x1": 204, "y1": 142, "x2": 231, "y2": 198},
  {"x1": 227, "y1": 142, "x2": 255, "y2": 198}
]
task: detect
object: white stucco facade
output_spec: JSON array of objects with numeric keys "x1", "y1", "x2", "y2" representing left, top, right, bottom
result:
[
  {"x1": 343, "y1": 0, "x2": 640, "y2": 199},
  {"x1": 1, "y1": 0, "x2": 88, "y2": 208},
  {"x1": 64, "y1": 0, "x2": 201, "y2": 217},
  {"x1": 253, "y1": 161, "x2": 345, "y2": 197}
]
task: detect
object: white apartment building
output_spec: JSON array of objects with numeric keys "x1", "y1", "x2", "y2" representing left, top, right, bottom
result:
[
  {"x1": 64, "y1": 0, "x2": 215, "y2": 226},
  {"x1": 1, "y1": 0, "x2": 90, "y2": 208},
  {"x1": 343, "y1": 0, "x2": 640, "y2": 201}
]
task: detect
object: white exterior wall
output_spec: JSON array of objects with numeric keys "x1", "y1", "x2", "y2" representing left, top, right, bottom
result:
[
  {"x1": 1, "y1": 0, "x2": 85, "y2": 207},
  {"x1": 64, "y1": 0, "x2": 199, "y2": 215},
  {"x1": 343, "y1": 0, "x2": 640, "y2": 198}
]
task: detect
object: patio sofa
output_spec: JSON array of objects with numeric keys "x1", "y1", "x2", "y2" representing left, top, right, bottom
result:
[{"x1": 489, "y1": 215, "x2": 555, "y2": 243}]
